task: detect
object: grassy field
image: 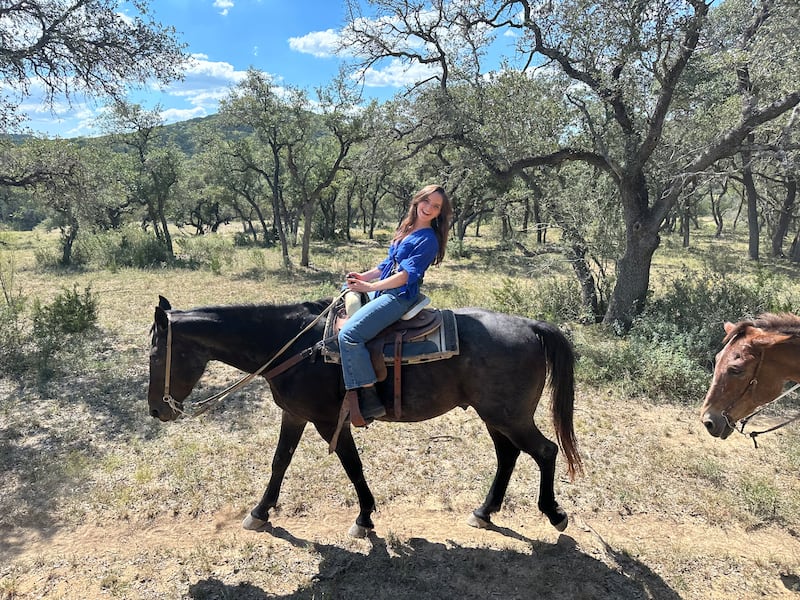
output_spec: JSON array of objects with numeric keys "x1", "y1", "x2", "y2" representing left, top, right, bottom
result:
[{"x1": 1, "y1": 224, "x2": 800, "y2": 599}]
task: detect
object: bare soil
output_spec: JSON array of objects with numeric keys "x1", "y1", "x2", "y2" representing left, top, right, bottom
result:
[{"x1": 3, "y1": 418, "x2": 800, "y2": 600}]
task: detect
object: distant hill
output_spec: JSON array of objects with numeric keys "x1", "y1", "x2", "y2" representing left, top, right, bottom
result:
[{"x1": 5, "y1": 112, "x2": 248, "y2": 157}]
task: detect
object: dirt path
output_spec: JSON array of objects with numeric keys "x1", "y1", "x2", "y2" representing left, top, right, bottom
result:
[{"x1": 3, "y1": 502, "x2": 800, "y2": 599}]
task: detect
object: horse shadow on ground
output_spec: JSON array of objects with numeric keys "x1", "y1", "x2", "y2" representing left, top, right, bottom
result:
[{"x1": 187, "y1": 525, "x2": 683, "y2": 600}]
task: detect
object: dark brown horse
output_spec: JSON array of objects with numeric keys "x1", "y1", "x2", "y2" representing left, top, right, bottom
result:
[
  {"x1": 701, "y1": 313, "x2": 800, "y2": 439},
  {"x1": 148, "y1": 296, "x2": 582, "y2": 537}
]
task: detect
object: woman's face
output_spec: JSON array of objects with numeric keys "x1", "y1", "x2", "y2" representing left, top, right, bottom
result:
[{"x1": 416, "y1": 191, "x2": 443, "y2": 226}]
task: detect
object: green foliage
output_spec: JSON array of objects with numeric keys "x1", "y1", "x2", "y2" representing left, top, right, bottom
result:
[
  {"x1": 175, "y1": 235, "x2": 235, "y2": 273},
  {"x1": 490, "y1": 276, "x2": 583, "y2": 323},
  {"x1": 491, "y1": 277, "x2": 535, "y2": 317},
  {"x1": 0, "y1": 250, "x2": 27, "y2": 374},
  {"x1": 32, "y1": 284, "x2": 98, "y2": 336},
  {"x1": 0, "y1": 283, "x2": 98, "y2": 382},
  {"x1": 532, "y1": 277, "x2": 585, "y2": 323},
  {"x1": 30, "y1": 285, "x2": 98, "y2": 380},
  {"x1": 578, "y1": 267, "x2": 794, "y2": 402},
  {"x1": 79, "y1": 227, "x2": 170, "y2": 269},
  {"x1": 633, "y1": 268, "x2": 791, "y2": 369}
]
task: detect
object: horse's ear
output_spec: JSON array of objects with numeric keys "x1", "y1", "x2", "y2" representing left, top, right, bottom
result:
[
  {"x1": 154, "y1": 306, "x2": 170, "y2": 330},
  {"x1": 158, "y1": 296, "x2": 172, "y2": 311},
  {"x1": 723, "y1": 321, "x2": 736, "y2": 335}
]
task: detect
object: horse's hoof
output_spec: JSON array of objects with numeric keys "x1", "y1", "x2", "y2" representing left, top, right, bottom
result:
[
  {"x1": 553, "y1": 514, "x2": 568, "y2": 532},
  {"x1": 348, "y1": 523, "x2": 372, "y2": 538},
  {"x1": 242, "y1": 514, "x2": 271, "y2": 532},
  {"x1": 467, "y1": 513, "x2": 491, "y2": 529}
]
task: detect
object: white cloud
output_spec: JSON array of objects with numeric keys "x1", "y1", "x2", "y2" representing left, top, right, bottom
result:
[
  {"x1": 159, "y1": 105, "x2": 208, "y2": 124},
  {"x1": 289, "y1": 29, "x2": 341, "y2": 58},
  {"x1": 152, "y1": 54, "x2": 249, "y2": 116},
  {"x1": 184, "y1": 53, "x2": 248, "y2": 82},
  {"x1": 358, "y1": 58, "x2": 439, "y2": 88},
  {"x1": 213, "y1": 0, "x2": 234, "y2": 16}
]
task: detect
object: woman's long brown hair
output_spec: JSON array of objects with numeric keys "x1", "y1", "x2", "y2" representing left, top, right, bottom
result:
[{"x1": 392, "y1": 184, "x2": 453, "y2": 266}]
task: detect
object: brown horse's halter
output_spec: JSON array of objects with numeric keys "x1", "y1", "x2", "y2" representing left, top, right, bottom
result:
[
  {"x1": 161, "y1": 292, "x2": 344, "y2": 417},
  {"x1": 721, "y1": 347, "x2": 800, "y2": 447}
]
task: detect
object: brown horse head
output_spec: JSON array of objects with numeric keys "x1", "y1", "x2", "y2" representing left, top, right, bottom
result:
[{"x1": 700, "y1": 314, "x2": 798, "y2": 438}]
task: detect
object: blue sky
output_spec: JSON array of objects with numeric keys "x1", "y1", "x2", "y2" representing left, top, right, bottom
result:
[{"x1": 22, "y1": 1, "x2": 429, "y2": 138}]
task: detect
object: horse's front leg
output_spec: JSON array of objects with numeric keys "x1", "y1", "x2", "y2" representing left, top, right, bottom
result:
[
  {"x1": 242, "y1": 410, "x2": 307, "y2": 531},
  {"x1": 313, "y1": 421, "x2": 376, "y2": 539}
]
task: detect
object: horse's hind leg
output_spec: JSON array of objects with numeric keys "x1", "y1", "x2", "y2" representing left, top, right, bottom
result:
[
  {"x1": 243, "y1": 410, "x2": 307, "y2": 531},
  {"x1": 468, "y1": 426, "x2": 520, "y2": 528},
  {"x1": 313, "y1": 421, "x2": 376, "y2": 539},
  {"x1": 509, "y1": 423, "x2": 567, "y2": 531},
  {"x1": 472, "y1": 423, "x2": 567, "y2": 532}
]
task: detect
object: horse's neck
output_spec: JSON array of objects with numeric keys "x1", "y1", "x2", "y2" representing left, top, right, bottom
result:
[
  {"x1": 769, "y1": 342, "x2": 800, "y2": 383},
  {"x1": 179, "y1": 307, "x2": 306, "y2": 373}
]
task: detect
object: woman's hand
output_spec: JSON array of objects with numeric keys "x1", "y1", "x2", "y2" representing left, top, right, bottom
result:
[{"x1": 346, "y1": 274, "x2": 373, "y2": 293}]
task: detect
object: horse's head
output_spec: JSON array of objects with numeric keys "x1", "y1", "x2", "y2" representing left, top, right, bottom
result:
[
  {"x1": 148, "y1": 296, "x2": 208, "y2": 421},
  {"x1": 700, "y1": 320, "x2": 790, "y2": 438}
]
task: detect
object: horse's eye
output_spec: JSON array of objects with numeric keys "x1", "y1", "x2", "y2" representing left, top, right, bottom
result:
[{"x1": 727, "y1": 366, "x2": 743, "y2": 376}]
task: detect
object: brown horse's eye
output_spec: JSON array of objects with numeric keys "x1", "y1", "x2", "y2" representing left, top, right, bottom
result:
[{"x1": 727, "y1": 366, "x2": 743, "y2": 376}]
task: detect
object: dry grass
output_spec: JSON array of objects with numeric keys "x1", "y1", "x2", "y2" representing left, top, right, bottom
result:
[{"x1": 1, "y1": 225, "x2": 800, "y2": 599}]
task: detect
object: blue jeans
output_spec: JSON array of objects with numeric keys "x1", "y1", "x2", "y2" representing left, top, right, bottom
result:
[{"x1": 338, "y1": 290, "x2": 417, "y2": 390}]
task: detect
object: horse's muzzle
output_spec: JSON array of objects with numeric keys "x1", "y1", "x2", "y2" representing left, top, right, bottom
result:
[
  {"x1": 701, "y1": 411, "x2": 734, "y2": 439},
  {"x1": 150, "y1": 407, "x2": 177, "y2": 422}
]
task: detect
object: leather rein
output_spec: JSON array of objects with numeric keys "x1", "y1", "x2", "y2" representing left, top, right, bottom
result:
[
  {"x1": 722, "y1": 346, "x2": 800, "y2": 447},
  {"x1": 161, "y1": 292, "x2": 344, "y2": 418}
]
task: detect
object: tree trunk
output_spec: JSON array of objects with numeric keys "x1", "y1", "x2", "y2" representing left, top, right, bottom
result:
[
  {"x1": 771, "y1": 176, "x2": 796, "y2": 258},
  {"x1": 268, "y1": 145, "x2": 290, "y2": 269},
  {"x1": 157, "y1": 196, "x2": 174, "y2": 258},
  {"x1": 59, "y1": 221, "x2": 78, "y2": 266},
  {"x1": 741, "y1": 137, "x2": 760, "y2": 261},
  {"x1": 603, "y1": 176, "x2": 660, "y2": 330},
  {"x1": 300, "y1": 199, "x2": 314, "y2": 267}
]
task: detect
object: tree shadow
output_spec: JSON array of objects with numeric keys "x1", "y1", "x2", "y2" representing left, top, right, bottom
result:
[{"x1": 187, "y1": 525, "x2": 683, "y2": 600}]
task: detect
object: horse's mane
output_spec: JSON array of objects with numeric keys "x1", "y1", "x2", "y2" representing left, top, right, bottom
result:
[
  {"x1": 187, "y1": 298, "x2": 332, "y2": 317},
  {"x1": 725, "y1": 312, "x2": 800, "y2": 344}
]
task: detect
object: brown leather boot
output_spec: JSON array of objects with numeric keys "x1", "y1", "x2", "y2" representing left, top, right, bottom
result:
[{"x1": 358, "y1": 386, "x2": 386, "y2": 420}]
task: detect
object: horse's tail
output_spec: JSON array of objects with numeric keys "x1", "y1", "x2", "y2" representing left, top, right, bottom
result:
[{"x1": 535, "y1": 321, "x2": 583, "y2": 481}]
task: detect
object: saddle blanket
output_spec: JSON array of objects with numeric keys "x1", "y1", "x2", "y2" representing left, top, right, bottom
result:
[{"x1": 321, "y1": 305, "x2": 460, "y2": 366}]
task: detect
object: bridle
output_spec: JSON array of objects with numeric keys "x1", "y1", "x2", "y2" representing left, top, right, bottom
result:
[
  {"x1": 719, "y1": 345, "x2": 800, "y2": 447},
  {"x1": 159, "y1": 292, "x2": 344, "y2": 418}
]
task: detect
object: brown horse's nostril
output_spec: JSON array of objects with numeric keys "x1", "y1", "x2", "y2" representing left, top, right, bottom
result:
[{"x1": 702, "y1": 412, "x2": 726, "y2": 437}]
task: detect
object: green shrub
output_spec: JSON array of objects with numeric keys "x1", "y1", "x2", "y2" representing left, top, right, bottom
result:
[
  {"x1": 578, "y1": 267, "x2": 794, "y2": 402},
  {"x1": 0, "y1": 254, "x2": 28, "y2": 375},
  {"x1": 633, "y1": 268, "x2": 791, "y2": 370},
  {"x1": 490, "y1": 276, "x2": 583, "y2": 323},
  {"x1": 174, "y1": 234, "x2": 235, "y2": 272},
  {"x1": 532, "y1": 277, "x2": 585, "y2": 322},
  {"x1": 491, "y1": 277, "x2": 536, "y2": 317},
  {"x1": 80, "y1": 227, "x2": 170, "y2": 269},
  {"x1": 0, "y1": 283, "x2": 98, "y2": 382},
  {"x1": 32, "y1": 284, "x2": 98, "y2": 335},
  {"x1": 30, "y1": 285, "x2": 98, "y2": 381},
  {"x1": 0, "y1": 298, "x2": 27, "y2": 376}
]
